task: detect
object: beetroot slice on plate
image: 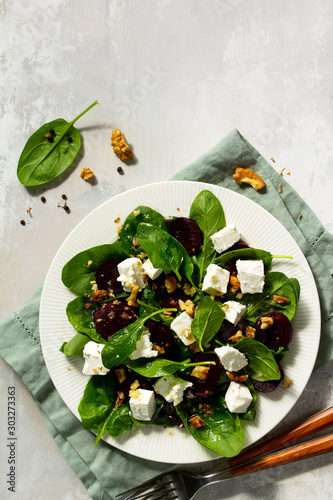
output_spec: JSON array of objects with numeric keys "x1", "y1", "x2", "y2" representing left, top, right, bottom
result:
[
  {"x1": 156, "y1": 287, "x2": 189, "y2": 310},
  {"x1": 255, "y1": 312, "x2": 293, "y2": 351},
  {"x1": 93, "y1": 300, "x2": 138, "y2": 341},
  {"x1": 251, "y1": 364, "x2": 284, "y2": 393},
  {"x1": 145, "y1": 320, "x2": 176, "y2": 356},
  {"x1": 168, "y1": 217, "x2": 203, "y2": 255},
  {"x1": 216, "y1": 319, "x2": 249, "y2": 345},
  {"x1": 95, "y1": 258, "x2": 123, "y2": 294},
  {"x1": 160, "y1": 401, "x2": 183, "y2": 427},
  {"x1": 116, "y1": 366, "x2": 154, "y2": 397},
  {"x1": 189, "y1": 353, "x2": 222, "y2": 398}
]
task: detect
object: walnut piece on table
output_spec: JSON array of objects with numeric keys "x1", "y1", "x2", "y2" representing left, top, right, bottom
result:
[
  {"x1": 233, "y1": 167, "x2": 265, "y2": 191},
  {"x1": 111, "y1": 129, "x2": 134, "y2": 162}
]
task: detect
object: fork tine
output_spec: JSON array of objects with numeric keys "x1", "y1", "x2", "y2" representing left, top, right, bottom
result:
[
  {"x1": 116, "y1": 474, "x2": 169, "y2": 499},
  {"x1": 118, "y1": 475, "x2": 175, "y2": 500}
]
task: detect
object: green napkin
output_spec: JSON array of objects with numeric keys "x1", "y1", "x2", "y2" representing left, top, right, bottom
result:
[{"x1": 0, "y1": 129, "x2": 332, "y2": 500}]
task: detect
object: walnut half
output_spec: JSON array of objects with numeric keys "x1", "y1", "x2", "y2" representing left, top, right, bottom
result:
[
  {"x1": 111, "y1": 129, "x2": 134, "y2": 162},
  {"x1": 233, "y1": 167, "x2": 265, "y2": 191}
]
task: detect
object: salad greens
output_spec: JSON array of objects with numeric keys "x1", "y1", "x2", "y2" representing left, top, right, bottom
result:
[
  {"x1": 60, "y1": 189, "x2": 299, "y2": 458},
  {"x1": 17, "y1": 101, "x2": 99, "y2": 187}
]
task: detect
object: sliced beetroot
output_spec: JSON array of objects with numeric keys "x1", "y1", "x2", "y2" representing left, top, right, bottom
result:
[
  {"x1": 251, "y1": 364, "x2": 284, "y2": 393},
  {"x1": 160, "y1": 401, "x2": 183, "y2": 427},
  {"x1": 93, "y1": 300, "x2": 138, "y2": 341},
  {"x1": 145, "y1": 320, "x2": 176, "y2": 356},
  {"x1": 216, "y1": 319, "x2": 249, "y2": 345},
  {"x1": 255, "y1": 312, "x2": 293, "y2": 351},
  {"x1": 168, "y1": 217, "x2": 203, "y2": 255},
  {"x1": 157, "y1": 287, "x2": 189, "y2": 310},
  {"x1": 189, "y1": 353, "x2": 222, "y2": 398},
  {"x1": 95, "y1": 258, "x2": 123, "y2": 294},
  {"x1": 116, "y1": 365, "x2": 154, "y2": 397}
]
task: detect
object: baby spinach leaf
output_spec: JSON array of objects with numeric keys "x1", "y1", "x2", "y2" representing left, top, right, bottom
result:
[
  {"x1": 60, "y1": 332, "x2": 92, "y2": 357},
  {"x1": 17, "y1": 101, "x2": 99, "y2": 186},
  {"x1": 289, "y1": 277, "x2": 301, "y2": 303},
  {"x1": 176, "y1": 395, "x2": 244, "y2": 457},
  {"x1": 214, "y1": 248, "x2": 274, "y2": 270},
  {"x1": 126, "y1": 357, "x2": 215, "y2": 378},
  {"x1": 191, "y1": 296, "x2": 225, "y2": 350},
  {"x1": 101, "y1": 308, "x2": 176, "y2": 369},
  {"x1": 136, "y1": 223, "x2": 184, "y2": 280},
  {"x1": 104, "y1": 403, "x2": 133, "y2": 437},
  {"x1": 118, "y1": 206, "x2": 168, "y2": 254},
  {"x1": 189, "y1": 190, "x2": 226, "y2": 281},
  {"x1": 241, "y1": 272, "x2": 297, "y2": 322},
  {"x1": 66, "y1": 296, "x2": 107, "y2": 343},
  {"x1": 62, "y1": 242, "x2": 127, "y2": 296},
  {"x1": 233, "y1": 337, "x2": 281, "y2": 381}
]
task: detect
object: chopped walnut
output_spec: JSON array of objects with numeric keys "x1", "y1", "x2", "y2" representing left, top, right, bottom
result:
[
  {"x1": 152, "y1": 343, "x2": 166, "y2": 355},
  {"x1": 165, "y1": 275, "x2": 178, "y2": 294},
  {"x1": 126, "y1": 285, "x2": 140, "y2": 307},
  {"x1": 133, "y1": 210, "x2": 141, "y2": 217},
  {"x1": 179, "y1": 299, "x2": 196, "y2": 317},
  {"x1": 116, "y1": 225, "x2": 123, "y2": 234},
  {"x1": 114, "y1": 216, "x2": 121, "y2": 224},
  {"x1": 260, "y1": 316, "x2": 274, "y2": 329},
  {"x1": 116, "y1": 391, "x2": 125, "y2": 407},
  {"x1": 111, "y1": 129, "x2": 134, "y2": 162},
  {"x1": 188, "y1": 341, "x2": 201, "y2": 354},
  {"x1": 190, "y1": 365, "x2": 210, "y2": 380},
  {"x1": 84, "y1": 302, "x2": 92, "y2": 310},
  {"x1": 228, "y1": 330, "x2": 244, "y2": 342},
  {"x1": 229, "y1": 275, "x2": 241, "y2": 294},
  {"x1": 115, "y1": 368, "x2": 126, "y2": 384},
  {"x1": 80, "y1": 167, "x2": 94, "y2": 180},
  {"x1": 282, "y1": 376, "x2": 294, "y2": 389},
  {"x1": 245, "y1": 326, "x2": 256, "y2": 339},
  {"x1": 91, "y1": 289, "x2": 108, "y2": 302},
  {"x1": 279, "y1": 183, "x2": 283, "y2": 194},
  {"x1": 129, "y1": 389, "x2": 140, "y2": 399},
  {"x1": 233, "y1": 167, "x2": 265, "y2": 191},
  {"x1": 236, "y1": 292, "x2": 244, "y2": 300},
  {"x1": 131, "y1": 238, "x2": 140, "y2": 247},
  {"x1": 183, "y1": 283, "x2": 197, "y2": 296},
  {"x1": 130, "y1": 379, "x2": 140, "y2": 391},
  {"x1": 189, "y1": 415, "x2": 206, "y2": 429},
  {"x1": 226, "y1": 371, "x2": 248, "y2": 383},
  {"x1": 273, "y1": 295, "x2": 290, "y2": 304}
]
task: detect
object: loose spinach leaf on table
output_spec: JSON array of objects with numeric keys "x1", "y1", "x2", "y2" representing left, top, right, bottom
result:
[
  {"x1": 241, "y1": 272, "x2": 298, "y2": 322},
  {"x1": 176, "y1": 395, "x2": 244, "y2": 457},
  {"x1": 191, "y1": 296, "x2": 225, "y2": 350},
  {"x1": 66, "y1": 296, "x2": 107, "y2": 343},
  {"x1": 189, "y1": 190, "x2": 226, "y2": 282},
  {"x1": 60, "y1": 332, "x2": 92, "y2": 357},
  {"x1": 62, "y1": 241, "x2": 127, "y2": 296},
  {"x1": 17, "y1": 101, "x2": 99, "y2": 186},
  {"x1": 233, "y1": 337, "x2": 281, "y2": 381},
  {"x1": 118, "y1": 206, "x2": 168, "y2": 254}
]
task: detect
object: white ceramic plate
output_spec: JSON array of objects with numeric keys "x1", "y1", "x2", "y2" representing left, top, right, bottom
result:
[{"x1": 40, "y1": 181, "x2": 320, "y2": 464}]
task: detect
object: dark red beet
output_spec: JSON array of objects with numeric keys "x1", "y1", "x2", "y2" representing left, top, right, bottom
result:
[
  {"x1": 157, "y1": 288, "x2": 189, "y2": 310},
  {"x1": 255, "y1": 312, "x2": 293, "y2": 351},
  {"x1": 95, "y1": 258, "x2": 123, "y2": 294},
  {"x1": 116, "y1": 365, "x2": 154, "y2": 397},
  {"x1": 216, "y1": 319, "x2": 249, "y2": 345},
  {"x1": 251, "y1": 364, "x2": 284, "y2": 393},
  {"x1": 160, "y1": 401, "x2": 183, "y2": 427},
  {"x1": 189, "y1": 353, "x2": 222, "y2": 398},
  {"x1": 93, "y1": 300, "x2": 138, "y2": 341},
  {"x1": 145, "y1": 320, "x2": 176, "y2": 356},
  {"x1": 168, "y1": 217, "x2": 203, "y2": 255}
]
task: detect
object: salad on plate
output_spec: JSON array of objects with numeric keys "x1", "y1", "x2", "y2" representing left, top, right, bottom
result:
[{"x1": 60, "y1": 189, "x2": 299, "y2": 457}]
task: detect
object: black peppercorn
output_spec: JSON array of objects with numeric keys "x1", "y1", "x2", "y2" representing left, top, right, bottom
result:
[
  {"x1": 20, "y1": 220, "x2": 26, "y2": 226},
  {"x1": 41, "y1": 196, "x2": 46, "y2": 203},
  {"x1": 117, "y1": 166, "x2": 124, "y2": 174},
  {"x1": 67, "y1": 136, "x2": 73, "y2": 143}
]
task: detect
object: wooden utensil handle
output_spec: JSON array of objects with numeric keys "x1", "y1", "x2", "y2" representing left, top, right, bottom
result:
[
  {"x1": 229, "y1": 406, "x2": 333, "y2": 468},
  {"x1": 231, "y1": 434, "x2": 333, "y2": 477}
]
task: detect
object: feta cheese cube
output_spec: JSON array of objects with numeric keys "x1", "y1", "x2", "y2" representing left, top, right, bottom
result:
[
  {"x1": 117, "y1": 257, "x2": 147, "y2": 292},
  {"x1": 236, "y1": 260, "x2": 265, "y2": 294},
  {"x1": 222, "y1": 301, "x2": 247, "y2": 325},
  {"x1": 210, "y1": 224, "x2": 241, "y2": 253},
  {"x1": 225, "y1": 381, "x2": 253, "y2": 413},
  {"x1": 202, "y1": 264, "x2": 230, "y2": 296},
  {"x1": 129, "y1": 331, "x2": 158, "y2": 360},
  {"x1": 82, "y1": 342, "x2": 110, "y2": 376},
  {"x1": 170, "y1": 311, "x2": 196, "y2": 346},
  {"x1": 214, "y1": 345, "x2": 248, "y2": 372},
  {"x1": 153, "y1": 375, "x2": 193, "y2": 406},
  {"x1": 129, "y1": 389, "x2": 156, "y2": 421},
  {"x1": 142, "y1": 258, "x2": 163, "y2": 280}
]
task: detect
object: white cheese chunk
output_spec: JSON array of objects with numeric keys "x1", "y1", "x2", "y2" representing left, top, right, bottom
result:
[
  {"x1": 82, "y1": 342, "x2": 110, "y2": 376},
  {"x1": 236, "y1": 259, "x2": 265, "y2": 294},
  {"x1": 222, "y1": 301, "x2": 247, "y2": 325},
  {"x1": 129, "y1": 389, "x2": 156, "y2": 421},
  {"x1": 117, "y1": 257, "x2": 147, "y2": 292},
  {"x1": 225, "y1": 381, "x2": 253, "y2": 413},
  {"x1": 142, "y1": 258, "x2": 163, "y2": 280},
  {"x1": 170, "y1": 311, "x2": 196, "y2": 346},
  {"x1": 129, "y1": 331, "x2": 158, "y2": 360},
  {"x1": 210, "y1": 224, "x2": 241, "y2": 253},
  {"x1": 202, "y1": 264, "x2": 230, "y2": 296},
  {"x1": 153, "y1": 375, "x2": 193, "y2": 406},
  {"x1": 214, "y1": 345, "x2": 248, "y2": 372}
]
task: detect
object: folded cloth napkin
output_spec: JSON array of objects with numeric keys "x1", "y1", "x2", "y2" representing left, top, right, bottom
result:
[{"x1": 0, "y1": 129, "x2": 332, "y2": 500}]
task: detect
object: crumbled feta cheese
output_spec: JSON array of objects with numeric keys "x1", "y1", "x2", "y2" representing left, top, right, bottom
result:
[
  {"x1": 117, "y1": 257, "x2": 147, "y2": 292},
  {"x1": 236, "y1": 260, "x2": 265, "y2": 294},
  {"x1": 170, "y1": 311, "x2": 196, "y2": 346},
  {"x1": 82, "y1": 342, "x2": 109, "y2": 376},
  {"x1": 214, "y1": 345, "x2": 248, "y2": 372},
  {"x1": 142, "y1": 258, "x2": 163, "y2": 280},
  {"x1": 225, "y1": 381, "x2": 253, "y2": 413},
  {"x1": 210, "y1": 224, "x2": 241, "y2": 253},
  {"x1": 222, "y1": 301, "x2": 247, "y2": 325},
  {"x1": 153, "y1": 375, "x2": 193, "y2": 406},
  {"x1": 129, "y1": 389, "x2": 156, "y2": 421},
  {"x1": 202, "y1": 264, "x2": 230, "y2": 296},
  {"x1": 129, "y1": 331, "x2": 158, "y2": 360}
]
